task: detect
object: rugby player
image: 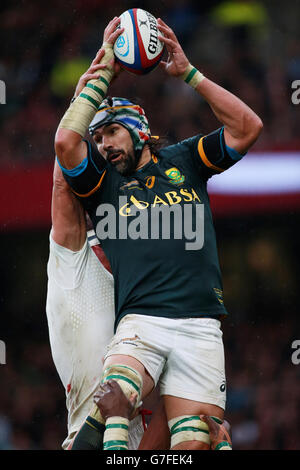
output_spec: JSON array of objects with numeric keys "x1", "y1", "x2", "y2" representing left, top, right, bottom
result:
[
  {"x1": 46, "y1": 160, "x2": 144, "y2": 449},
  {"x1": 54, "y1": 16, "x2": 262, "y2": 450}
]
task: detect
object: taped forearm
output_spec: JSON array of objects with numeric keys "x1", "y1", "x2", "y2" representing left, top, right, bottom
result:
[
  {"x1": 58, "y1": 43, "x2": 114, "y2": 137},
  {"x1": 103, "y1": 417, "x2": 129, "y2": 450}
]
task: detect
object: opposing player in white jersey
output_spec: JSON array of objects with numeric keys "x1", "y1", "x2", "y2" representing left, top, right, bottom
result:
[{"x1": 46, "y1": 161, "x2": 144, "y2": 449}]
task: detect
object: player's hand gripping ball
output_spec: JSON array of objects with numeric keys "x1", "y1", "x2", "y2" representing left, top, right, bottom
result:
[{"x1": 114, "y1": 9, "x2": 164, "y2": 75}]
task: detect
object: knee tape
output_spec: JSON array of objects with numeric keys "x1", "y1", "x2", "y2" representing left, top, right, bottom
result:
[
  {"x1": 101, "y1": 364, "x2": 143, "y2": 410},
  {"x1": 168, "y1": 415, "x2": 210, "y2": 448}
]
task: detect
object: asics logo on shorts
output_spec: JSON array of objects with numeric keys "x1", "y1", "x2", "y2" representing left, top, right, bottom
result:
[{"x1": 220, "y1": 381, "x2": 226, "y2": 392}]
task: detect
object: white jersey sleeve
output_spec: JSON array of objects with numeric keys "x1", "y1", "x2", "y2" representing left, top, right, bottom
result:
[{"x1": 47, "y1": 232, "x2": 93, "y2": 290}]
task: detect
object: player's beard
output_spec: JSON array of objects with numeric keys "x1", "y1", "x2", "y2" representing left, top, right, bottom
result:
[{"x1": 107, "y1": 147, "x2": 139, "y2": 176}]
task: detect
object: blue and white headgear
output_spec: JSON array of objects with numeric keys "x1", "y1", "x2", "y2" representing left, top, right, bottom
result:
[{"x1": 89, "y1": 97, "x2": 151, "y2": 154}]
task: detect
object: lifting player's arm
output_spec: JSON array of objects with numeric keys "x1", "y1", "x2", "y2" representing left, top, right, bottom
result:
[
  {"x1": 51, "y1": 160, "x2": 86, "y2": 251},
  {"x1": 157, "y1": 18, "x2": 263, "y2": 156},
  {"x1": 54, "y1": 17, "x2": 124, "y2": 171}
]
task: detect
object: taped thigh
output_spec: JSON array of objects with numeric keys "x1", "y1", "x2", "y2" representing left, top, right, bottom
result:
[{"x1": 101, "y1": 364, "x2": 143, "y2": 410}]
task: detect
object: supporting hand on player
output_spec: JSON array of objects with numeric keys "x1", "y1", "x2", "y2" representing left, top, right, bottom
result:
[
  {"x1": 94, "y1": 379, "x2": 138, "y2": 420},
  {"x1": 200, "y1": 415, "x2": 232, "y2": 450},
  {"x1": 74, "y1": 17, "x2": 124, "y2": 98},
  {"x1": 157, "y1": 18, "x2": 189, "y2": 77}
]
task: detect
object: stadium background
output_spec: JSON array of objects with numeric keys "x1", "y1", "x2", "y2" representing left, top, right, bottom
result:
[{"x1": 0, "y1": 0, "x2": 300, "y2": 450}]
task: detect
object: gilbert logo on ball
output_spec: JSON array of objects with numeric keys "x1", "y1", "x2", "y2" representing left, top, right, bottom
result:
[{"x1": 114, "y1": 9, "x2": 164, "y2": 75}]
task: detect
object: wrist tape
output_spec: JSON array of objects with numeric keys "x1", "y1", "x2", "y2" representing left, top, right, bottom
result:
[
  {"x1": 58, "y1": 43, "x2": 115, "y2": 137},
  {"x1": 103, "y1": 417, "x2": 129, "y2": 450},
  {"x1": 181, "y1": 63, "x2": 205, "y2": 89}
]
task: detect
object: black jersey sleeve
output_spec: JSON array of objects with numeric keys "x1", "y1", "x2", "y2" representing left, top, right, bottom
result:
[
  {"x1": 194, "y1": 127, "x2": 246, "y2": 179},
  {"x1": 56, "y1": 140, "x2": 108, "y2": 198},
  {"x1": 161, "y1": 127, "x2": 246, "y2": 181}
]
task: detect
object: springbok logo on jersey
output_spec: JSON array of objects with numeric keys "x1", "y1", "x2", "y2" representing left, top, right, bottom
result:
[{"x1": 165, "y1": 167, "x2": 185, "y2": 184}]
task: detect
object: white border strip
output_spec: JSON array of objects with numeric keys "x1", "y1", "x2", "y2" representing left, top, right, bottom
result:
[{"x1": 207, "y1": 153, "x2": 300, "y2": 195}]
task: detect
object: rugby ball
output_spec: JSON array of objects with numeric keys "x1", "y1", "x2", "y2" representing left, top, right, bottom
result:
[{"x1": 114, "y1": 9, "x2": 164, "y2": 75}]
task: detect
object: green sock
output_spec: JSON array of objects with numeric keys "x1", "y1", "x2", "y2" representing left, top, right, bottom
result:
[{"x1": 71, "y1": 406, "x2": 105, "y2": 450}]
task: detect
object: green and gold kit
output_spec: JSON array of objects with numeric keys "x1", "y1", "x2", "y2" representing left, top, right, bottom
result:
[{"x1": 59, "y1": 127, "x2": 244, "y2": 328}]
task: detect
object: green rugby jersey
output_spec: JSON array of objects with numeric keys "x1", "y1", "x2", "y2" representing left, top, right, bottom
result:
[{"x1": 59, "y1": 127, "x2": 245, "y2": 329}]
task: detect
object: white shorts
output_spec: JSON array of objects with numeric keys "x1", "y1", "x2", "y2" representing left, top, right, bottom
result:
[{"x1": 104, "y1": 314, "x2": 226, "y2": 410}]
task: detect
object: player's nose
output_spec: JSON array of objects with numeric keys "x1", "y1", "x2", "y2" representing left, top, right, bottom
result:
[{"x1": 102, "y1": 135, "x2": 114, "y2": 152}]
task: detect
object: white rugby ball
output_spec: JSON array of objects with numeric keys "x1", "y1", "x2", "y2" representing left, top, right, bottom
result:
[{"x1": 114, "y1": 8, "x2": 164, "y2": 75}]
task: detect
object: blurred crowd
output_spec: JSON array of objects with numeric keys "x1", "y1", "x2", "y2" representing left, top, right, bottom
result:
[
  {"x1": 1, "y1": 217, "x2": 299, "y2": 450},
  {"x1": 224, "y1": 316, "x2": 300, "y2": 450},
  {"x1": 1, "y1": 0, "x2": 300, "y2": 169}
]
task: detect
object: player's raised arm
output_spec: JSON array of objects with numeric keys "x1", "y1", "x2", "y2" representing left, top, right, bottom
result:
[
  {"x1": 54, "y1": 17, "x2": 124, "y2": 170},
  {"x1": 157, "y1": 18, "x2": 263, "y2": 155}
]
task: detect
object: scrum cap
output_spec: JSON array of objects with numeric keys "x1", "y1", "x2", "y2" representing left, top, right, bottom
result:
[{"x1": 89, "y1": 97, "x2": 151, "y2": 154}]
